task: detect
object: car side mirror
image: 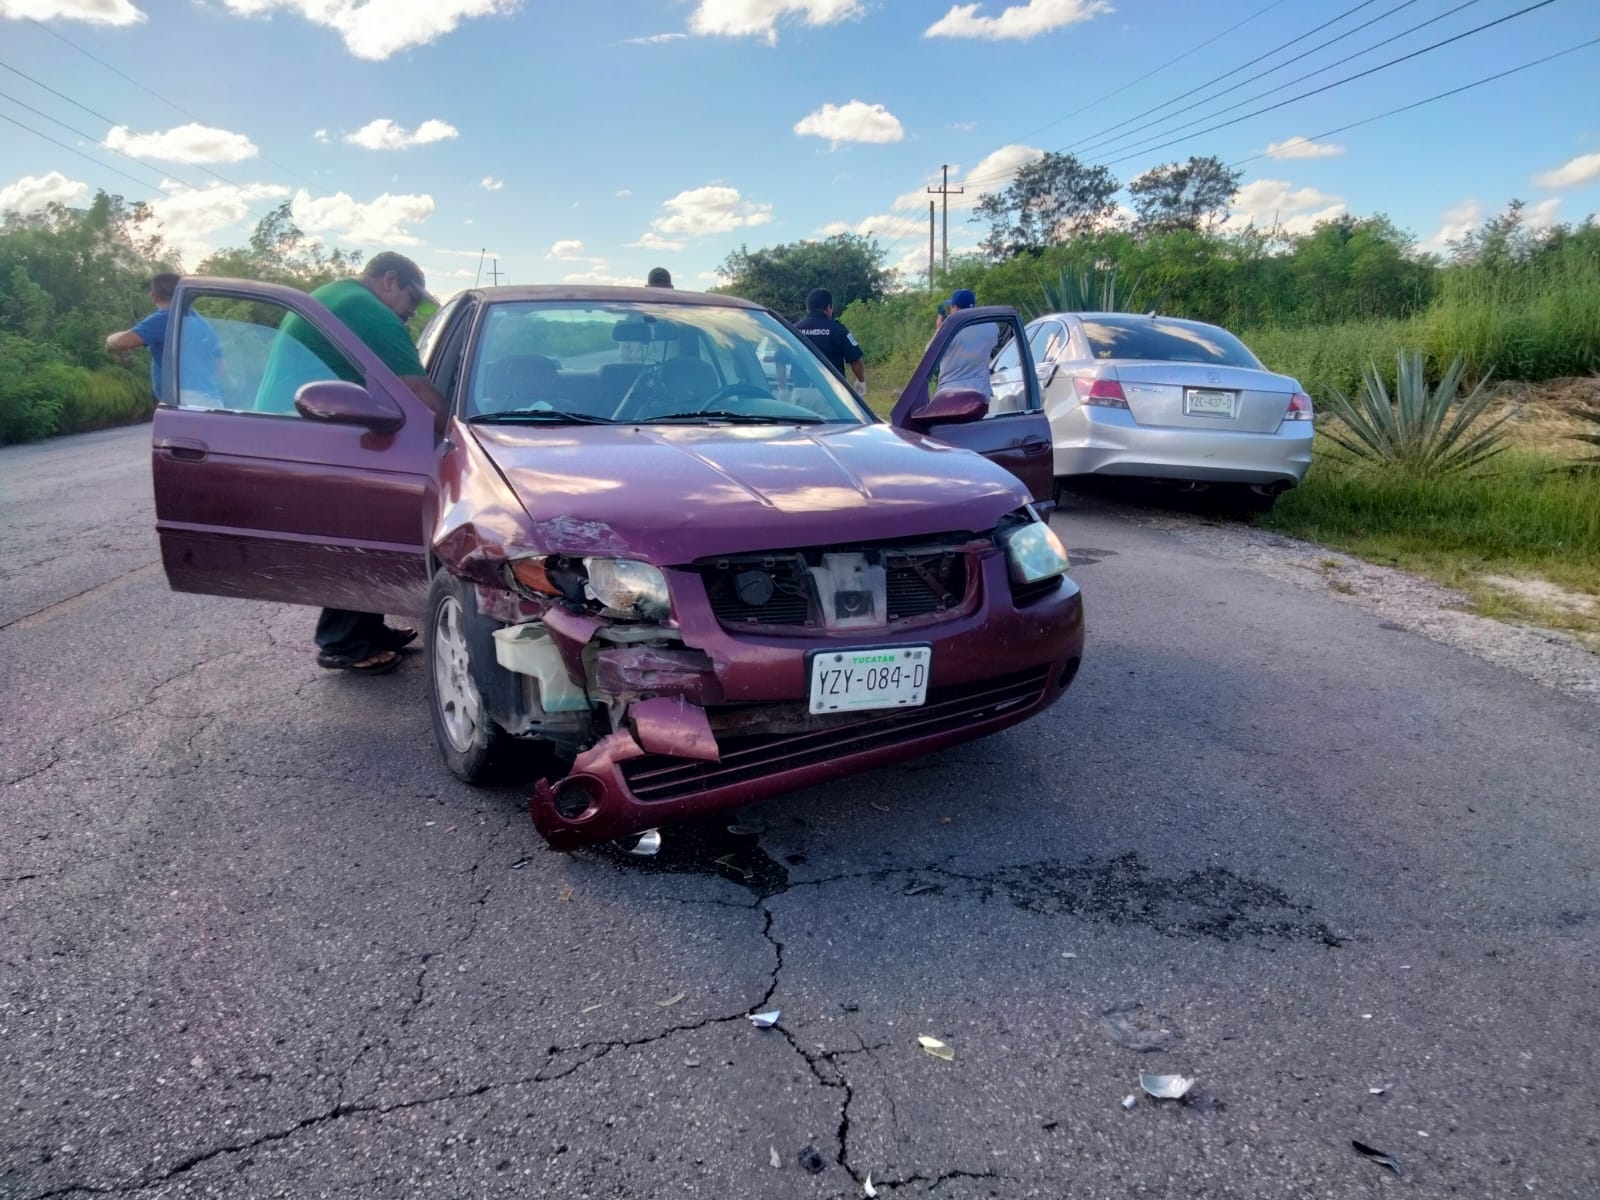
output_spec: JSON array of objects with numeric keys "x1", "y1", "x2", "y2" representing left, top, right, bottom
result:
[
  {"x1": 294, "y1": 380, "x2": 406, "y2": 432},
  {"x1": 904, "y1": 387, "x2": 988, "y2": 431}
]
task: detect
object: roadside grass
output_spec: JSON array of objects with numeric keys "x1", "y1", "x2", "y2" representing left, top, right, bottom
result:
[{"x1": 1263, "y1": 442, "x2": 1600, "y2": 647}]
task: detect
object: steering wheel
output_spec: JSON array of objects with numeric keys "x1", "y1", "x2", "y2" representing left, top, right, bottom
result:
[{"x1": 689, "y1": 381, "x2": 774, "y2": 412}]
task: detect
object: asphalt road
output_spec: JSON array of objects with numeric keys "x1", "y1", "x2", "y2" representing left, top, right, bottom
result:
[{"x1": 3, "y1": 425, "x2": 1597, "y2": 1199}]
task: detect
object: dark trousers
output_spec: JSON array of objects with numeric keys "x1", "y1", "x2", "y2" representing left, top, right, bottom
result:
[{"x1": 314, "y1": 609, "x2": 387, "y2": 659}]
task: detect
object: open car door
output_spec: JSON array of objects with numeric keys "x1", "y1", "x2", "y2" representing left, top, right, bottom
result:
[
  {"x1": 889, "y1": 305, "x2": 1053, "y2": 504},
  {"x1": 150, "y1": 278, "x2": 438, "y2": 616}
]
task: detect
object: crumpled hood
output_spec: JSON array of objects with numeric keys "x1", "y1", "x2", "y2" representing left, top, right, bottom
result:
[{"x1": 469, "y1": 421, "x2": 1028, "y2": 563}]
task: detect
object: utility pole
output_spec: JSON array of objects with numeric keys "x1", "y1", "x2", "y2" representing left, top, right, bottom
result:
[
  {"x1": 927, "y1": 164, "x2": 964, "y2": 273},
  {"x1": 487, "y1": 257, "x2": 504, "y2": 286},
  {"x1": 928, "y1": 200, "x2": 935, "y2": 292},
  {"x1": 473, "y1": 248, "x2": 486, "y2": 287}
]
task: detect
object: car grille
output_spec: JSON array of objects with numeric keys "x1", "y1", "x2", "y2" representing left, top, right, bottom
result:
[
  {"x1": 700, "y1": 544, "x2": 969, "y2": 629},
  {"x1": 620, "y1": 667, "x2": 1050, "y2": 802}
]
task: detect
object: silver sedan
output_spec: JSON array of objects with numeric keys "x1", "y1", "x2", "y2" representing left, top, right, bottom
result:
[{"x1": 1012, "y1": 312, "x2": 1313, "y2": 509}]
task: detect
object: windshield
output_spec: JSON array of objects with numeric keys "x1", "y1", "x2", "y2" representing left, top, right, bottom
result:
[
  {"x1": 464, "y1": 300, "x2": 868, "y2": 424},
  {"x1": 1079, "y1": 316, "x2": 1261, "y2": 368}
]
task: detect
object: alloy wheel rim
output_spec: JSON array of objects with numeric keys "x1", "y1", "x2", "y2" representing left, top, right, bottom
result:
[{"x1": 432, "y1": 594, "x2": 482, "y2": 753}]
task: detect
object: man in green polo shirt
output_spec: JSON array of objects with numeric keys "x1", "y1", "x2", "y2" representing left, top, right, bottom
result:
[{"x1": 258, "y1": 251, "x2": 447, "y2": 675}]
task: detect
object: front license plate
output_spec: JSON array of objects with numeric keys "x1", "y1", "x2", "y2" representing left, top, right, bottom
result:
[
  {"x1": 809, "y1": 645, "x2": 930, "y2": 714},
  {"x1": 1185, "y1": 388, "x2": 1235, "y2": 416}
]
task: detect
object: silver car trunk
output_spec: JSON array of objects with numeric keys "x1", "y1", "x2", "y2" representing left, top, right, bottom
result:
[{"x1": 1111, "y1": 362, "x2": 1295, "y2": 434}]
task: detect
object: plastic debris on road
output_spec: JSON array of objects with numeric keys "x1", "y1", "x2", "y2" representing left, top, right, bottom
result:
[
  {"x1": 748, "y1": 1010, "x2": 781, "y2": 1028},
  {"x1": 657, "y1": 991, "x2": 686, "y2": 1007},
  {"x1": 1121, "y1": 1094, "x2": 1137, "y2": 1110},
  {"x1": 626, "y1": 829, "x2": 662, "y2": 856},
  {"x1": 1352, "y1": 1139, "x2": 1403, "y2": 1175},
  {"x1": 714, "y1": 854, "x2": 754, "y2": 881},
  {"x1": 1369, "y1": 1086, "x2": 1386, "y2": 1095},
  {"x1": 1139, "y1": 1073, "x2": 1196, "y2": 1100},
  {"x1": 864, "y1": 1173, "x2": 878, "y2": 1196},
  {"x1": 903, "y1": 882, "x2": 936, "y2": 896},
  {"x1": 918, "y1": 1035, "x2": 955, "y2": 1061},
  {"x1": 769, "y1": 1146, "x2": 781, "y2": 1169}
]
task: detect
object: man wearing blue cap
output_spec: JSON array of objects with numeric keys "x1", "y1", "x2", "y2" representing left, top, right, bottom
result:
[{"x1": 932, "y1": 288, "x2": 994, "y2": 399}]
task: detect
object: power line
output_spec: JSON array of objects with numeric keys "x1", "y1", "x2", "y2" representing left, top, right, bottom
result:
[
  {"x1": 1020, "y1": 0, "x2": 1292, "y2": 140},
  {"x1": 1096, "y1": 0, "x2": 1565, "y2": 167},
  {"x1": 1060, "y1": 0, "x2": 1392, "y2": 160},
  {"x1": 1076, "y1": 0, "x2": 1493, "y2": 163},
  {"x1": 24, "y1": 16, "x2": 315, "y2": 189},
  {"x1": 1227, "y1": 34, "x2": 1600, "y2": 169},
  {"x1": 0, "y1": 109, "x2": 162, "y2": 193}
]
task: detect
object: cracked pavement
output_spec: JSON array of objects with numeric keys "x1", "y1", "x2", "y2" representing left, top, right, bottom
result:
[{"x1": 3, "y1": 426, "x2": 1598, "y2": 1198}]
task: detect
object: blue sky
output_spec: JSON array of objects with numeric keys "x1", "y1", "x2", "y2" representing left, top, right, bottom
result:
[{"x1": 1, "y1": 0, "x2": 1597, "y2": 301}]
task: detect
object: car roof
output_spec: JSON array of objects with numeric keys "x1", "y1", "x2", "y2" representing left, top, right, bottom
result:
[
  {"x1": 465, "y1": 284, "x2": 764, "y2": 309},
  {"x1": 1033, "y1": 311, "x2": 1225, "y2": 332}
]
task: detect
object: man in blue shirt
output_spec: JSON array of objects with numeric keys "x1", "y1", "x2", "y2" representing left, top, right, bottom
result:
[{"x1": 105, "y1": 273, "x2": 222, "y2": 403}]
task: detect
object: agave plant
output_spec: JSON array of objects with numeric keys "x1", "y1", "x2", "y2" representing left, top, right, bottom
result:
[
  {"x1": 1566, "y1": 405, "x2": 1600, "y2": 473},
  {"x1": 1028, "y1": 261, "x2": 1148, "y2": 320},
  {"x1": 1318, "y1": 350, "x2": 1512, "y2": 477}
]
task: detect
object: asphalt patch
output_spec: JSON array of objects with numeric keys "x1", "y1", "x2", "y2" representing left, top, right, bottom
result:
[
  {"x1": 590, "y1": 814, "x2": 790, "y2": 899},
  {"x1": 941, "y1": 851, "x2": 1345, "y2": 945}
]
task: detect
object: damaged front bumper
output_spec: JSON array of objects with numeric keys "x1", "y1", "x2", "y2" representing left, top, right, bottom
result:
[{"x1": 528, "y1": 566, "x2": 1085, "y2": 850}]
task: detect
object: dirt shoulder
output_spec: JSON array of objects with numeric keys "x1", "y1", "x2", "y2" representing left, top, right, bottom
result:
[{"x1": 1122, "y1": 509, "x2": 1600, "y2": 706}]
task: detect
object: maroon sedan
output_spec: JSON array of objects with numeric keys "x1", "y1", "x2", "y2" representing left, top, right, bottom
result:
[{"x1": 152, "y1": 282, "x2": 1084, "y2": 849}]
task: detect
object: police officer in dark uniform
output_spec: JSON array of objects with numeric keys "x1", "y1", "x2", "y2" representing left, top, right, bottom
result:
[{"x1": 794, "y1": 287, "x2": 865, "y2": 395}]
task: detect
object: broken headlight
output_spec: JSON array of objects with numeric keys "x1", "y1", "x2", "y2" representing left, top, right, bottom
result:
[
  {"x1": 583, "y1": 558, "x2": 672, "y2": 622},
  {"x1": 1001, "y1": 521, "x2": 1070, "y2": 585}
]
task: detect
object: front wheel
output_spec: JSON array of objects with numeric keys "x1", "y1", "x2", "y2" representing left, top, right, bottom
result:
[{"x1": 425, "y1": 568, "x2": 519, "y2": 784}]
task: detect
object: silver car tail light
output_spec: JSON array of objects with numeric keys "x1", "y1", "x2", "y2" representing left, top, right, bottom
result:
[
  {"x1": 1073, "y1": 377, "x2": 1129, "y2": 408},
  {"x1": 1285, "y1": 391, "x2": 1314, "y2": 420}
]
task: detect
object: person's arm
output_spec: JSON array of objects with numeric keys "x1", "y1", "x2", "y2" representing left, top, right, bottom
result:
[
  {"x1": 105, "y1": 329, "x2": 145, "y2": 352},
  {"x1": 401, "y1": 374, "x2": 449, "y2": 438}
]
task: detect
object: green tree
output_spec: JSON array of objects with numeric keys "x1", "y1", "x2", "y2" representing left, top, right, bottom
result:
[
  {"x1": 717, "y1": 234, "x2": 891, "y2": 317},
  {"x1": 972, "y1": 152, "x2": 1120, "y2": 259},
  {"x1": 1128, "y1": 156, "x2": 1242, "y2": 235},
  {"x1": 197, "y1": 201, "x2": 362, "y2": 289}
]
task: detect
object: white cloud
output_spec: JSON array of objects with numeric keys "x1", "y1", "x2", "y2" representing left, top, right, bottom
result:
[
  {"x1": 480, "y1": 176, "x2": 504, "y2": 191},
  {"x1": 892, "y1": 143, "x2": 1044, "y2": 212},
  {"x1": 688, "y1": 0, "x2": 862, "y2": 44},
  {"x1": 1421, "y1": 199, "x2": 1482, "y2": 254},
  {"x1": 217, "y1": 0, "x2": 516, "y2": 60},
  {"x1": 817, "y1": 213, "x2": 928, "y2": 239},
  {"x1": 344, "y1": 118, "x2": 458, "y2": 151},
  {"x1": 0, "y1": 170, "x2": 89, "y2": 213},
  {"x1": 312, "y1": 128, "x2": 330, "y2": 143},
  {"x1": 547, "y1": 239, "x2": 589, "y2": 260},
  {"x1": 627, "y1": 231, "x2": 685, "y2": 252},
  {"x1": 794, "y1": 100, "x2": 904, "y2": 148},
  {"x1": 1263, "y1": 135, "x2": 1344, "y2": 161},
  {"x1": 0, "y1": 0, "x2": 143, "y2": 24},
  {"x1": 1227, "y1": 179, "x2": 1346, "y2": 235},
  {"x1": 1535, "y1": 152, "x2": 1600, "y2": 190},
  {"x1": 434, "y1": 247, "x2": 497, "y2": 258},
  {"x1": 926, "y1": 0, "x2": 1111, "y2": 41},
  {"x1": 103, "y1": 122, "x2": 258, "y2": 163},
  {"x1": 950, "y1": 121, "x2": 977, "y2": 133},
  {"x1": 649, "y1": 184, "x2": 772, "y2": 236},
  {"x1": 616, "y1": 188, "x2": 633, "y2": 197},
  {"x1": 559, "y1": 268, "x2": 638, "y2": 285},
  {"x1": 1523, "y1": 196, "x2": 1562, "y2": 229},
  {"x1": 623, "y1": 31, "x2": 687, "y2": 43},
  {"x1": 291, "y1": 187, "x2": 435, "y2": 246},
  {"x1": 146, "y1": 179, "x2": 290, "y2": 265}
]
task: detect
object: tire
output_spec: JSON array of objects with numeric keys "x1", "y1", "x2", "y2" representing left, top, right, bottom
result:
[{"x1": 424, "y1": 567, "x2": 521, "y2": 784}]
